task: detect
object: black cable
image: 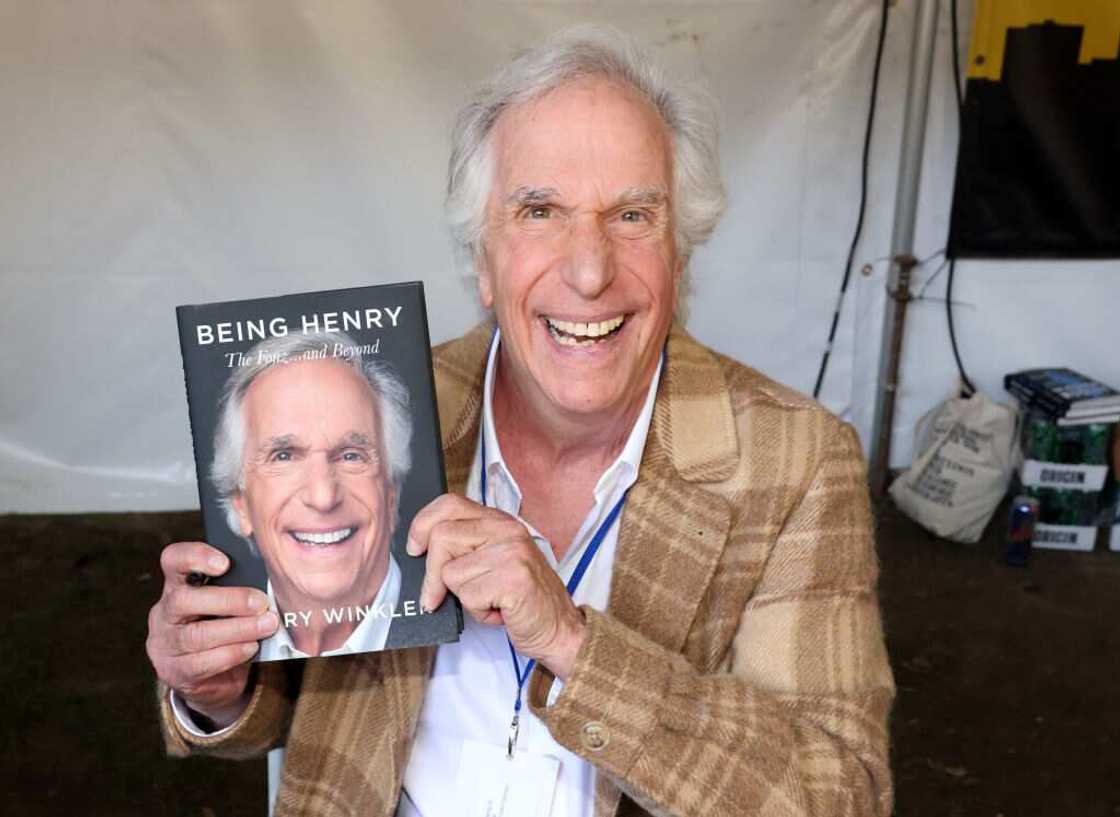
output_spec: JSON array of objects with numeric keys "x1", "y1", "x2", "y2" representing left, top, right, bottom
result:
[
  {"x1": 945, "y1": 260, "x2": 976, "y2": 395},
  {"x1": 948, "y1": 0, "x2": 976, "y2": 396},
  {"x1": 813, "y1": 0, "x2": 890, "y2": 399},
  {"x1": 949, "y1": 0, "x2": 965, "y2": 110}
]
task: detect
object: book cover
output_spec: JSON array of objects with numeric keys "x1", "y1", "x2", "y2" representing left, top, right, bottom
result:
[
  {"x1": 1005, "y1": 380, "x2": 1064, "y2": 417},
  {"x1": 1064, "y1": 397, "x2": 1120, "y2": 418},
  {"x1": 176, "y1": 282, "x2": 462, "y2": 661},
  {"x1": 1006, "y1": 368, "x2": 1120, "y2": 414},
  {"x1": 1004, "y1": 373, "x2": 1068, "y2": 415}
]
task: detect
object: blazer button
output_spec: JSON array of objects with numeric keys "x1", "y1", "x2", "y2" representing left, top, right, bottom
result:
[{"x1": 581, "y1": 721, "x2": 609, "y2": 752}]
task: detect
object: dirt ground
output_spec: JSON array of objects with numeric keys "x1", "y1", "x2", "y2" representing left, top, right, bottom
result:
[{"x1": 2, "y1": 499, "x2": 1118, "y2": 816}]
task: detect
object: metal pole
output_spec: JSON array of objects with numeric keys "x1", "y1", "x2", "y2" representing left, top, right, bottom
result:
[{"x1": 869, "y1": 0, "x2": 942, "y2": 495}]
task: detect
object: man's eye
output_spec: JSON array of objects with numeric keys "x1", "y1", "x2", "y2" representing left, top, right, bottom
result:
[
  {"x1": 526, "y1": 206, "x2": 551, "y2": 219},
  {"x1": 270, "y1": 450, "x2": 292, "y2": 462},
  {"x1": 341, "y1": 450, "x2": 368, "y2": 463},
  {"x1": 620, "y1": 209, "x2": 646, "y2": 223}
]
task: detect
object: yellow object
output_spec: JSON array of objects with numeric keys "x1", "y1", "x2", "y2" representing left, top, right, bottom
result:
[{"x1": 968, "y1": 0, "x2": 1120, "y2": 80}]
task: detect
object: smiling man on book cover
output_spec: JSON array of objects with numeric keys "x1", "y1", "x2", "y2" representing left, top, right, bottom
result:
[{"x1": 212, "y1": 331, "x2": 417, "y2": 659}]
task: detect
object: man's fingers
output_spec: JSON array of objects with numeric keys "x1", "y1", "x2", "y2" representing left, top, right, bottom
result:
[
  {"x1": 441, "y1": 542, "x2": 540, "y2": 622},
  {"x1": 174, "y1": 612, "x2": 279, "y2": 656},
  {"x1": 419, "y1": 565, "x2": 450, "y2": 614},
  {"x1": 439, "y1": 543, "x2": 506, "y2": 594},
  {"x1": 163, "y1": 584, "x2": 269, "y2": 624},
  {"x1": 419, "y1": 520, "x2": 487, "y2": 611},
  {"x1": 453, "y1": 569, "x2": 513, "y2": 626},
  {"x1": 406, "y1": 493, "x2": 493, "y2": 556},
  {"x1": 430, "y1": 517, "x2": 518, "y2": 555},
  {"x1": 407, "y1": 495, "x2": 531, "y2": 612},
  {"x1": 419, "y1": 519, "x2": 523, "y2": 611},
  {"x1": 172, "y1": 642, "x2": 260, "y2": 689},
  {"x1": 478, "y1": 609, "x2": 504, "y2": 626},
  {"x1": 425, "y1": 543, "x2": 496, "y2": 614},
  {"x1": 160, "y1": 542, "x2": 230, "y2": 583}
]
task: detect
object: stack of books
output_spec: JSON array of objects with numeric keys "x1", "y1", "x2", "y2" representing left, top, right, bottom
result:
[
  {"x1": 1006, "y1": 368, "x2": 1119, "y2": 552},
  {"x1": 1004, "y1": 367, "x2": 1120, "y2": 426}
]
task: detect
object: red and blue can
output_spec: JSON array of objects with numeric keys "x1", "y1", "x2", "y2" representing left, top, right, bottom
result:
[{"x1": 1005, "y1": 495, "x2": 1039, "y2": 566}]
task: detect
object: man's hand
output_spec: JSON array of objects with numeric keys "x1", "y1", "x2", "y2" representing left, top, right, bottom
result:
[
  {"x1": 407, "y1": 494, "x2": 587, "y2": 680},
  {"x1": 146, "y1": 541, "x2": 279, "y2": 729}
]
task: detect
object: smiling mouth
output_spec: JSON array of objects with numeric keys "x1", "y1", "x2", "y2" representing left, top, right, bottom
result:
[
  {"x1": 543, "y1": 315, "x2": 627, "y2": 347},
  {"x1": 290, "y1": 527, "x2": 356, "y2": 547}
]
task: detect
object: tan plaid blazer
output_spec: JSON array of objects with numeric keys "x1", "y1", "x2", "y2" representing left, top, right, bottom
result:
[{"x1": 160, "y1": 321, "x2": 894, "y2": 817}]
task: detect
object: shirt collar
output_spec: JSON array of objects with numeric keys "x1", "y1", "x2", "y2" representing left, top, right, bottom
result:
[{"x1": 263, "y1": 553, "x2": 401, "y2": 660}]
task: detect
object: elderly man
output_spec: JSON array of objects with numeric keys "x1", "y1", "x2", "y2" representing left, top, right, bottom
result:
[
  {"x1": 209, "y1": 331, "x2": 414, "y2": 661},
  {"x1": 148, "y1": 27, "x2": 894, "y2": 817}
]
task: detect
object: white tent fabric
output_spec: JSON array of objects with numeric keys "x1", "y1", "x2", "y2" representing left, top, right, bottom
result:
[{"x1": 1, "y1": 0, "x2": 1116, "y2": 513}]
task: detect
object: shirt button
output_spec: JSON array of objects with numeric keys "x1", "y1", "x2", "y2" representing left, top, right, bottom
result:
[{"x1": 581, "y1": 721, "x2": 609, "y2": 752}]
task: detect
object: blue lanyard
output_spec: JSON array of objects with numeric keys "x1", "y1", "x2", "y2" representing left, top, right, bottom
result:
[{"x1": 479, "y1": 432, "x2": 628, "y2": 757}]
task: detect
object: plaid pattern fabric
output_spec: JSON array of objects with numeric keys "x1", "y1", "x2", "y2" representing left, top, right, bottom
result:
[{"x1": 159, "y1": 321, "x2": 894, "y2": 817}]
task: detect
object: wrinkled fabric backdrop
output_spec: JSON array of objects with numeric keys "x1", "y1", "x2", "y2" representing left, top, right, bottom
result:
[{"x1": 2, "y1": 0, "x2": 1116, "y2": 512}]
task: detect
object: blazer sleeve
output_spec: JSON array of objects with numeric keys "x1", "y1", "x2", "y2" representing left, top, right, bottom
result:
[
  {"x1": 157, "y1": 661, "x2": 299, "y2": 760},
  {"x1": 527, "y1": 419, "x2": 895, "y2": 817}
]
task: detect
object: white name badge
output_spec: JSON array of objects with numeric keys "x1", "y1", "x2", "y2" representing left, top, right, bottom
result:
[{"x1": 456, "y1": 739, "x2": 561, "y2": 817}]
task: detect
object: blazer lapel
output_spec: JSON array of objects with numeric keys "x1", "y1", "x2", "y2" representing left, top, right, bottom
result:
[
  {"x1": 594, "y1": 327, "x2": 738, "y2": 817},
  {"x1": 434, "y1": 320, "x2": 492, "y2": 495},
  {"x1": 607, "y1": 325, "x2": 737, "y2": 662}
]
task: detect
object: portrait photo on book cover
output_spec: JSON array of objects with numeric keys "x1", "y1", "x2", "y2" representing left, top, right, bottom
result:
[{"x1": 206, "y1": 329, "x2": 431, "y2": 661}]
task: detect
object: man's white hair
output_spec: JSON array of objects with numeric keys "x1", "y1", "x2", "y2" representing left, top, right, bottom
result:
[
  {"x1": 210, "y1": 331, "x2": 413, "y2": 554},
  {"x1": 445, "y1": 24, "x2": 727, "y2": 284}
]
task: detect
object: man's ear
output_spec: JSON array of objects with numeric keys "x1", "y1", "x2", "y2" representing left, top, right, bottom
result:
[
  {"x1": 476, "y1": 247, "x2": 494, "y2": 310},
  {"x1": 231, "y1": 490, "x2": 254, "y2": 538}
]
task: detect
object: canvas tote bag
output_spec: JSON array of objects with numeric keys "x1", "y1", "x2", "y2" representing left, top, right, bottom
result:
[{"x1": 889, "y1": 392, "x2": 1018, "y2": 543}]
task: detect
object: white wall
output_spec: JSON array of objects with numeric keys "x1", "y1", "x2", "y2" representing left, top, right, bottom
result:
[{"x1": 2, "y1": 0, "x2": 1113, "y2": 512}]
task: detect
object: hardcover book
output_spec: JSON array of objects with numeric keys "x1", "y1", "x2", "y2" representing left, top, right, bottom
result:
[
  {"x1": 1005, "y1": 380, "x2": 1066, "y2": 417},
  {"x1": 1004, "y1": 368, "x2": 1120, "y2": 417},
  {"x1": 176, "y1": 282, "x2": 462, "y2": 661}
]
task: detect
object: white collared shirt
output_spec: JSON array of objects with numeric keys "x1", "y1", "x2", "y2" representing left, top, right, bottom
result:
[
  {"x1": 398, "y1": 329, "x2": 661, "y2": 817},
  {"x1": 258, "y1": 554, "x2": 402, "y2": 661},
  {"x1": 171, "y1": 554, "x2": 402, "y2": 736}
]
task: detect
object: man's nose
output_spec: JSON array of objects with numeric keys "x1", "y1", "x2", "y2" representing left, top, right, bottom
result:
[
  {"x1": 300, "y1": 454, "x2": 344, "y2": 512},
  {"x1": 561, "y1": 217, "x2": 616, "y2": 299}
]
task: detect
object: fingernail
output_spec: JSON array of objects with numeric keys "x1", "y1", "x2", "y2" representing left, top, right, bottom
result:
[
  {"x1": 243, "y1": 642, "x2": 259, "y2": 658},
  {"x1": 258, "y1": 612, "x2": 278, "y2": 635},
  {"x1": 405, "y1": 536, "x2": 419, "y2": 556},
  {"x1": 208, "y1": 554, "x2": 228, "y2": 572},
  {"x1": 247, "y1": 593, "x2": 266, "y2": 612}
]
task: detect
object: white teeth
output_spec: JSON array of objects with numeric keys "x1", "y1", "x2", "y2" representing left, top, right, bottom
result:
[
  {"x1": 545, "y1": 315, "x2": 625, "y2": 343},
  {"x1": 292, "y1": 527, "x2": 354, "y2": 546}
]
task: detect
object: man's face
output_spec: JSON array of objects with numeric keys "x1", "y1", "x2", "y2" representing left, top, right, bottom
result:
[
  {"x1": 478, "y1": 77, "x2": 680, "y2": 422},
  {"x1": 231, "y1": 359, "x2": 395, "y2": 610}
]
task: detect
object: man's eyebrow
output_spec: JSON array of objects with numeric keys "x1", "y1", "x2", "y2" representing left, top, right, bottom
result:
[
  {"x1": 338, "y1": 431, "x2": 376, "y2": 449},
  {"x1": 504, "y1": 185, "x2": 668, "y2": 209},
  {"x1": 505, "y1": 186, "x2": 560, "y2": 207},
  {"x1": 257, "y1": 434, "x2": 299, "y2": 455},
  {"x1": 613, "y1": 186, "x2": 668, "y2": 207}
]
